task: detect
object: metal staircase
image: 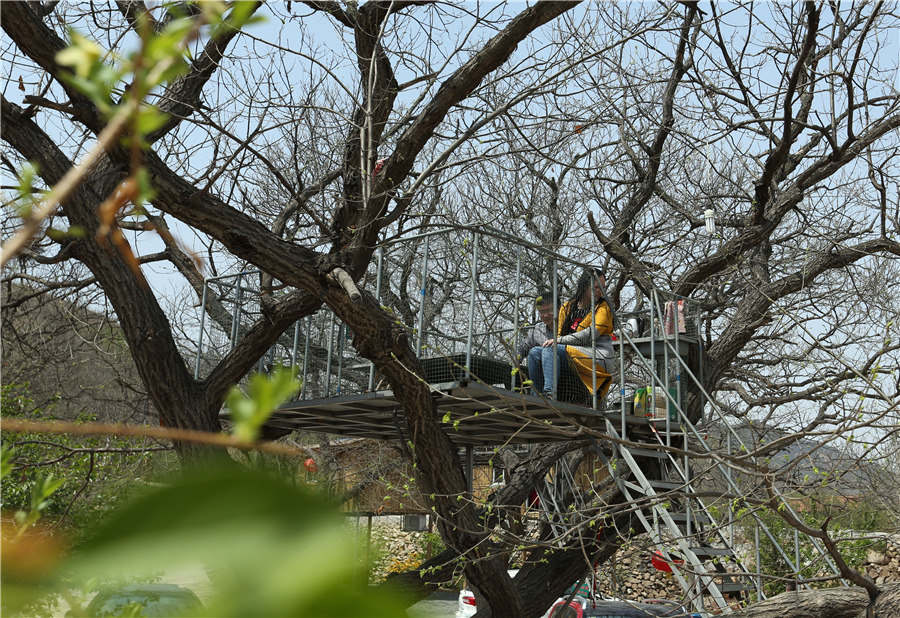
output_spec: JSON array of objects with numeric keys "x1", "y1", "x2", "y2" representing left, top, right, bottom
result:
[
  {"x1": 194, "y1": 228, "x2": 851, "y2": 616},
  {"x1": 579, "y1": 290, "x2": 848, "y2": 614}
]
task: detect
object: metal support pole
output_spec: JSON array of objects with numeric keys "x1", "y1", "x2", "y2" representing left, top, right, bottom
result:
[
  {"x1": 465, "y1": 233, "x2": 479, "y2": 376},
  {"x1": 755, "y1": 522, "x2": 762, "y2": 598},
  {"x1": 291, "y1": 321, "x2": 300, "y2": 369},
  {"x1": 727, "y1": 431, "x2": 734, "y2": 545},
  {"x1": 619, "y1": 341, "x2": 627, "y2": 439},
  {"x1": 301, "y1": 315, "x2": 312, "y2": 399},
  {"x1": 684, "y1": 439, "x2": 692, "y2": 538},
  {"x1": 415, "y1": 235, "x2": 430, "y2": 358},
  {"x1": 369, "y1": 247, "x2": 385, "y2": 391},
  {"x1": 663, "y1": 295, "x2": 671, "y2": 446},
  {"x1": 229, "y1": 273, "x2": 244, "y2": 349},
  {"x1": 336, "y1": 323, "x2": 344, "y2": 394},
  {"x1": 550, "y1": 258, "x2": 559, "y2": 400},
  {"x1": 193, "y1": 281, "x2": 209, "y2": 379},
  {"x1": 513, "y1": 246, "x2": 522, "y2": 364},
  {"x1": 325, "y1": 312, "x2": 336, "y2": 396},
  {"x1": 649, "y1": 290, "x2": 656, "y2": 424},
  {"x1": 465, "y1": 446, "x2": 474, "y2": 495},
  {"x1": 590, "y1": 270, "x2": 598, "y2": 408}
]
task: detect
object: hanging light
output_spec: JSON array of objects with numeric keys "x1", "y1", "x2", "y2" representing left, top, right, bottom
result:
[{"x1": 704, "y1": 209, "x2": 716, "y2": 235}]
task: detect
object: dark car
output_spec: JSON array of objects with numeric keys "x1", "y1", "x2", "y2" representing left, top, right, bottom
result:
[
  {"x1": 548, "y1": 598, "x2": 692, "y2": 618},
  {"x1": 76, "y1": 583, "x2": 205, "y2": 617}
]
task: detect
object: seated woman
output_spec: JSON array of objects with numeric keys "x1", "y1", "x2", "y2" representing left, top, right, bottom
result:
[{"x1": 527, "y1": 268, "x2": 615, "y2": 402}]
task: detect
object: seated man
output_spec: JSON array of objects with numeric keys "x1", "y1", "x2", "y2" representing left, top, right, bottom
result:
[{"x1": 516, "y1": 291, "x2": 558, "y2": 369}]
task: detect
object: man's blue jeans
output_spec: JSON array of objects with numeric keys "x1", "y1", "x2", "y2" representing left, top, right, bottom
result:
[{"x1": 527, "y1": 344, "x2": 570, "y2": 395}]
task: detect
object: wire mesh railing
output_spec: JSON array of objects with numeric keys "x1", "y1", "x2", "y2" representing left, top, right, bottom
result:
[
  {"x1": 191, "y1": 227, "x2": 848, "y2": 611},
  {"x1": 193, "y1": 227, "x2": 626, "y2": 404}
]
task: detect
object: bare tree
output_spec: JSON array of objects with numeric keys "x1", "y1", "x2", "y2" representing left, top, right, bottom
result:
[{"x1": 2, "y1": 2, "x2": 898, "y2": 616}]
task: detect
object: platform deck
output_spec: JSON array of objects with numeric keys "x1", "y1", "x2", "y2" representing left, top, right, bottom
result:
[{"x1": 238, "y1": 381, "x2": 654, "y2": 447}]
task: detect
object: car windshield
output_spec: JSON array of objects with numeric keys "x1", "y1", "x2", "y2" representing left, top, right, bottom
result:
[{"x1": 87, "y1": 585, "x2": 204, "y2": 617}]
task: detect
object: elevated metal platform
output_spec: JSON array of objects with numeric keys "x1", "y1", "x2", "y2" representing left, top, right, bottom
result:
[{"x1": 252, "y1": 381, "x2": 651, "y2": 447}]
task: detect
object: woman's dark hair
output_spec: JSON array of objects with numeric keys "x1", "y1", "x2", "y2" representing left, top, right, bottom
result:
[{"x1": 560, "y1": 268, "x2": 605, "y2": 334}]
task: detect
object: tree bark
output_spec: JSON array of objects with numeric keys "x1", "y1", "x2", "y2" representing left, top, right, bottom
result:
[{"x1": 730, "y1": 583, "x2": 900, "y2": 618}]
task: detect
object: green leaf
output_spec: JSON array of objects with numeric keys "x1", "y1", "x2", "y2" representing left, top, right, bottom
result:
[
  {"x1": 133, "y1": 107, "x2": 170, "y2": 137},
  {"x1": 56, "y1": 31, "x2": 105, "y2": 78},
  {"x1": 226, "y1": 366, "x2": 300, "y2": 441},
  {"x1": 0, "y1": 446, "x2": 13, "y2": 479},
  {"x1": 67, "y1": 468, "x2": 406, "y2": 617}
]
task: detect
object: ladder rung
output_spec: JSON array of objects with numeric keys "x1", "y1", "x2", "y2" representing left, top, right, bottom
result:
[
  {"x1": 620, "y1": 479, "x2": 682, "y2": 494},
  {"x1": 620, "y1": 446, "x2": 668, "y2": 459},
  {"x1": 716, "y1": 581, "x2": 753, "y2": 593},
  {"x1": 649, "y1": 480, "x2": 682, "y2": 491},
  {"x1": 690, "y1": 546, "x2": 734, "y2": 557},
  {"x1": 603, "y1": 412, "x2": 651, "y2": 427},
  {"x1": 667, "y1": 512, "x2": 711, "y2": 524}
]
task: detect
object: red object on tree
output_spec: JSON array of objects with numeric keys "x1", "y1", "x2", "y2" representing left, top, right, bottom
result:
[
  {"x1": 304, "y1": 458, "x2": 318, "y2": 473},
  {"x1": 650, "y1": 550, "x2": 683, "y2": 573}
]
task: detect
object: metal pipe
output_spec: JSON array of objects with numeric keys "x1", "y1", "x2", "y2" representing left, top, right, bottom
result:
[
  {"x1": 649, "y1": 289, "x2": 656, "y2": 427},
  {"x1": 513, "y1": 245, "x2": 522, "y2": 367},
  {"x1": 336, "y1": 323, "x2": 344, "y2": 394},
  {"x1": 465, "y1": 446, "x2": 474, "y2": 495},
  {"x1": 415, "y1": 235, "x2": 430, "y2": 358},
  {"x1": 590, "y1": 270, "x2": 598, "y2": 408},
  {"x1": 465, "y1": 232, "x2": 479, "y2": 377},
  {"x1": 755, "y1": 523, "x2": 762, "y2": 598},
  {"x1": 229, "y1": 272, "x2": 244, "y2": 349},
  {"x1": 663, "y1": 294, "x2": 671, "y2": 446},
  {"x1": 550, "y1": 258, "x2": 558, "y2": 400},
  {"x1": 291, "y1": 320, "x2": 300, "y2": 369},
  {"x1": 369, "y1": 246, "x2": 385, "y2": 392},
  {"x1": 301, "y1": 315, "x2": 312, "y2": 399},
  {"x1": 193, "y1": 281, "x2": 209, "y2": 379},
  {"x1": 325, "y1": 311, "x2": 336, "y2": 395}
]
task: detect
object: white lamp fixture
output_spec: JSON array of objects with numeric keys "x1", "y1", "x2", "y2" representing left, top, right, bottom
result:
[{"x1": 704, "y1": 209, "x2": 716, "y2": 235}]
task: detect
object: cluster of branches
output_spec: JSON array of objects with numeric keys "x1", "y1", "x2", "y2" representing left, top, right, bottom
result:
[{"x1": 2, "y1": 2, "x2": 899, "y2": 616}]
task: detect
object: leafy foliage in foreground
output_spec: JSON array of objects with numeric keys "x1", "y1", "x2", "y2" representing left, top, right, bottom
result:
[{"x1": 0, "y1": 383, "x2": 177, "y2": 533}]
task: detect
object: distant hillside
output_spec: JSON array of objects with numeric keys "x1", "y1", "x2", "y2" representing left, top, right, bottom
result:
[
  {"x1": 700, "y1": 421, "x2": 892, "y2": 498},
  {"x1": 1, "y1": 283, "x2": 154, "y2": 424}
]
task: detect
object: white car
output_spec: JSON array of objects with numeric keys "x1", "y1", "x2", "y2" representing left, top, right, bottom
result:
[{"x1": 455, "y1": 569, "x2": 519, "y2": 618}]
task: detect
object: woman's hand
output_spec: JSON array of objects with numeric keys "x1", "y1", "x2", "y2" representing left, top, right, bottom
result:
[{"x1": 541, "y1": 339, "x2": 555, "y2": 347}]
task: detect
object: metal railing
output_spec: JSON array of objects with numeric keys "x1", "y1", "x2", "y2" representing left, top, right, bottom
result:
[{"x1": 191, "y1": 227, "x2": 848, "y2": 614}]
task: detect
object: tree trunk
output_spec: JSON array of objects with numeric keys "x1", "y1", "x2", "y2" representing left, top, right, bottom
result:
[{"x1": 730, "y1": 583, "x2": 900, "y2": 618}]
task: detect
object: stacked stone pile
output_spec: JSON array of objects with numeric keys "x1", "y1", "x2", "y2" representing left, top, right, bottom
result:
[
  {"x1": 595, "y1": 550, "x2": 684, "y2": 601},
  {"x1": 362, "y1": 517, "x2": 429, "y2": 584},
  {"x1": 865, "y1": 536, "x2": 900, "y2": 585},
  {"x1": 360, "y1": 519, "x2": 899, "y2": 594}
]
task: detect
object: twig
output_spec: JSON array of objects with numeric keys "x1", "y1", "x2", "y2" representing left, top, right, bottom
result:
[{"x1": 2, "y1": 418, "x2": 307, "y2": 458}]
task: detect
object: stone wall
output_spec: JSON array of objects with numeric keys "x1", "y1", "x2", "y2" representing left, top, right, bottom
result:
[
  {"x1": 362, "y1": 516, "x2": 434, "y2": 584},
  {"x1": 361, "y1": 520, "x2": 900, "y2": 596},
  {"x1": 865, "y1": 536, "x2": 900, "y2": 585},
  {"x1": 595, "y1": 547, "x2": 686, "y2": 601}
]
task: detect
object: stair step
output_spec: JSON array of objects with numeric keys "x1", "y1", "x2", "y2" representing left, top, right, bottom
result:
[
  {"x1": 621, "y1": 479, "x2": 683, "y2": 494},
  {"x1": 620, "y1": 446, "x2": 669, "y2": 459},
  {"x1": 603, "y1": 412, "x2": 653, "y2": 428},
  {"x1": 690, "y1": 546, "x2": 735, "y2": 557},
  {"x1": 667, "y1": 512, "x2": 711, "y2": 524},
  {"x1": 716, "y1": 581, "x2": 754, "y2": 593},
  {"x1": 649, "y1": 479, "x2": 682, "y2": 491}
]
